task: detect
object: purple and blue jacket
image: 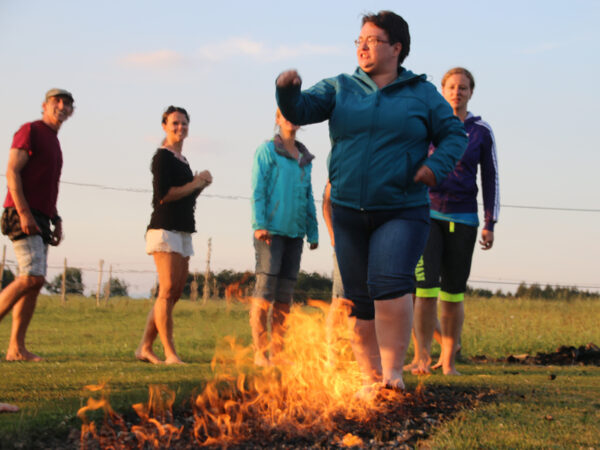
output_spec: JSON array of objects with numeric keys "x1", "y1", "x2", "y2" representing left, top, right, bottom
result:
[{"x1": 429, "y1": 112, "x2": 499, "y2": 231}]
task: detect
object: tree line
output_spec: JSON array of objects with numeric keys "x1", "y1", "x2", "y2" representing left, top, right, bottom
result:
[{"x1": 2, "y1": 267, "x2": 598, "y2": 301}]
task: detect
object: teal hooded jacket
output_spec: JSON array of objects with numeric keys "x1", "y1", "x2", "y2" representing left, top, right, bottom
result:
[
  {"x1": 276, "y1": 67, "x2": 467, "y2": 211},
  {"x1": 251, "y1": 138, "x2": 318, "y2": 244}
]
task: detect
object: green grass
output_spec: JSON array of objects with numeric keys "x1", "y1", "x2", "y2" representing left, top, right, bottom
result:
[{"x1": 0, "y1": 295, "x2": 599, "y2": 448}]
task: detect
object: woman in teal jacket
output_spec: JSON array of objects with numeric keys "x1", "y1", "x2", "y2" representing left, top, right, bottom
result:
[
  {"x1": 250, "y1": 108, "x2": 318, "y2": 367},
  {"x1": 276, "y1": 11, "x2": 466, "y2": 391}
]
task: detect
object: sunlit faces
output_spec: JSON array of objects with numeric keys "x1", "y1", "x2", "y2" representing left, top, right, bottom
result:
[
  {"x1": 441, "y1": 73, "x2": 473, "y2": 113},
  {"x1": 356, "y1": 22, "x2": 401, "y2": 75},
  {"x1": 162, "y1": 111, "x2": 189, "y2": 144},
  {"x1": 275, "y1": 109, "x2": 299, "y2": 134},
  {"x1": 42, "y1": 95, "x2": 74, "y2": 129}
]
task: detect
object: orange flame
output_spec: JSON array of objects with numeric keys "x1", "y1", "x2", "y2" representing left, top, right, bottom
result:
[{"x1": 80, "y1": 299, "x2": 405, "y2": 447}]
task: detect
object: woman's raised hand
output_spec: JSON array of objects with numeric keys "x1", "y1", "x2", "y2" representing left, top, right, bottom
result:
[{"x1": 276, "y1": 70, "x2": 302, "y2": 88}]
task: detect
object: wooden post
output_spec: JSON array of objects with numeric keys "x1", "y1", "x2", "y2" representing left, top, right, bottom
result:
[
  {"x1": 202, "y1": 238, "x2": 212, "y2": 305},
  {"x1": 96, "y1": 259, "x2": 104, "y2": 307},
  {"x1": 190, "y1": 272, "x2": 198, "y2": 303},
  {"x1": 0, "y1": 245, "x2": 6, "y2": 291},
  {"x1": 104, "y1": 264, "x2": 112, "y2": 305},
  {"x1": 61, "y1": 258, "x2": 67, "y2": 305}
]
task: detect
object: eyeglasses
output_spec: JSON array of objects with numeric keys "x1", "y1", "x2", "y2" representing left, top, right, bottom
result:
[{"x1": 354, "y1": 36, "x2": 390, "y2": 48}]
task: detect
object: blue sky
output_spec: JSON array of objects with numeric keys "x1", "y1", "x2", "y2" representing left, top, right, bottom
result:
[{"x1": 1, "y1": 0, "x2": 599, "y2": 296}]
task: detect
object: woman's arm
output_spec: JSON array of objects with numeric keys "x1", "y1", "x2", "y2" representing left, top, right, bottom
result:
[
  {"x1": 160, "y1": 171, "x2": 212, "y2": 204},
  {"x1": 251, "y1": 142, "x2": 272, "y2": 233},
  {"x1": 276, "y1": 70, "x2": 336, "y2": 126}
]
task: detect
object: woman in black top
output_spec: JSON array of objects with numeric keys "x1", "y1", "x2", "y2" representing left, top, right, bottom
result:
[{"x1": 136, "y1": 106, "x2": 212, "y2": 364}]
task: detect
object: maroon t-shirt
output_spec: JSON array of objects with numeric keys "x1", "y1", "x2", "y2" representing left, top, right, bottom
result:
[{"x1": 3, "y1": 120, "x2": 63, "y2": 218}]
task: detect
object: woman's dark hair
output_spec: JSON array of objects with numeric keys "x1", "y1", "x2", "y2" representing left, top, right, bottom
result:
[
  {"x1": 161, "y1": 106, "x2": 190, "y2": 124},
  {"x1": 362, "y1": 11, "x2": 410, "y2": 65}
]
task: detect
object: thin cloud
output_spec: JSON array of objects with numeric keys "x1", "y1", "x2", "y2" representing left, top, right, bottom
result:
[
  {"x1": 120, "y1": 50, "x2": 187, "y2": 68},
  {"x1": 519, "y1": 42, "x2": 562, "y2": 55},
  {"x1": 198, "y1": 37, "x2": 341, "y2": 62}
]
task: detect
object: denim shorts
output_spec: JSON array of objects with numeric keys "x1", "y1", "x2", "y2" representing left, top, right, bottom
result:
[
  {"x1": 332, "y1": 204, "x2": 430, "y2": 320},
  {"x1": 253, "y1": 235, "x2": 303, "y2": 304},
  {"x1": 146, "y1": 229, "x2": 194, "y2": 257},
  {"x1": 13, "y1": 235, "x2": 48, "y2": 277}
]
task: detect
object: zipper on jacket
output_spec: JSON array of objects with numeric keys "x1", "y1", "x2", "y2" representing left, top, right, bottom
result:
[{"x1": 360, "y1": 90, "x2": 381, "y2": 209}]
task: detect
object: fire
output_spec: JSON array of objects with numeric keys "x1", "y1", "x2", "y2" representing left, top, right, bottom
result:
[{"x1": 79, "y1": 299, "x2": 405, "y2": 447}]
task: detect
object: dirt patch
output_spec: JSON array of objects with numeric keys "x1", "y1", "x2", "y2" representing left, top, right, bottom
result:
[
  {"x1": 472, "y1": 343, "x2": 600, "y2": 366},
  {"x1": 63, "y1": 385, "x2": 495, "y2": 449}
]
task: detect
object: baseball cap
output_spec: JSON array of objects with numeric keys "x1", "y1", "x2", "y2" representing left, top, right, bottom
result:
[{"x1": 45, "y1": 88, "x2": 74, "y2": 103}]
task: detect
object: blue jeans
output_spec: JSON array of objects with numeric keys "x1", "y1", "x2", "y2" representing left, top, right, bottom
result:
[
  {"x1": 332, "y1": 205, "x2": 430, "y2": 320},
  {"x1": 253, "y1": 235, "x2": 303, "y2": 304}
]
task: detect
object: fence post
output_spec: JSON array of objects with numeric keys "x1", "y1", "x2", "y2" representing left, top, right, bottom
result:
[
  {"x1": 190, "y1": 272, "x2": 198, "y2": 302},
  {"x1": 61, "y1": 258, "x2": 67, "y2": 305},
  {"x1": 104, "y1": 264, "x2": 112, "y2": 305},
  {"x1": 96, "y1": 259, "x2": 104, "y2": 307},
  {"x1": 0, "y1": 245, "x2": 5, "y2": 291},
  {"x1": 202, "y1": 238, "x2": 212, "y2": 305}
]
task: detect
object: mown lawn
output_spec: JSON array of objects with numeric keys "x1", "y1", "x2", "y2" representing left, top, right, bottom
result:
[{"x1": 0, "y1": 295, "x2": 598, "y2": 448}]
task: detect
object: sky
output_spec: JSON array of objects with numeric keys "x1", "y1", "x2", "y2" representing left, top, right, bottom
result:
[{"x1": 0, "y1": 0, "x2": 599, "y2": 297}]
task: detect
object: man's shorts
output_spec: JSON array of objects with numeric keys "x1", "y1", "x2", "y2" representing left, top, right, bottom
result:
[
  {"x1": 145, "y1": 229, "x2": 194, "y2": 257},
  {"x1": 13, "y1": 235, "x2": 48, "y2": 277}
]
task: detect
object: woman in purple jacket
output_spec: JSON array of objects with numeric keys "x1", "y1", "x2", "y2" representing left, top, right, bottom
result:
[{"x1": 411, "y1": 67, "x2": 499, "y2": 375}]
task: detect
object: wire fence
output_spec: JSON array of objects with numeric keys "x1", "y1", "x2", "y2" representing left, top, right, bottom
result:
[{"x1": 0, "y1": 175, "x2": 599, "y2": 294}]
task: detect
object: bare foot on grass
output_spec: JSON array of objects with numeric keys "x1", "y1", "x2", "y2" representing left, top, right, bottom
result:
[
  {"x1": 135, "y1": 348, "x2": 163, "y2": 365},
  {"x1": 443, "y1": 367, "x2": 462, "y2": 376},
  {"x1": 0, "y1": 403, "x2": 19, "y2": 413},
  {"x1": 403, "y1": 358, "x2": 418, "y2": 372},
  {"x1": 410, "y1": 359, "x2": 431, "y2": 375},
  {"x1": 164, "y1": 356, "x2": 186, "y2": 365},
  {"x1": 5, "y1": 349, "x2": 43, "y2": 362}
]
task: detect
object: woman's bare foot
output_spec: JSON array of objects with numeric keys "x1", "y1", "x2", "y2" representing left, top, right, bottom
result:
[
  {"x1": 164, "y1": 355, "x2": 185, "y2": 365},
  {"x1": 135, "y1": 348, "x2": 163, "y2": 364},
  {"x1": 5, "y1": 349, "x2": 43, "y2": 362},
  {"x1": 443, "y1": 367, "x2": 462, "y2": 376},
  {"x1": 383, "y1": 376, "x2": 405, "y2": 391},
  {"x1": 403, "y1": 358, "x2": 419, "y2": 372},
  {"x1": 0, "y1": 402, "x2": 19, "y2": 413},
  {"x1": 410, "y1": 358, "x2": 431, "y2": 375},
  {"x1": 254, "y1": 353, "x2": 272, "y2": 368}
]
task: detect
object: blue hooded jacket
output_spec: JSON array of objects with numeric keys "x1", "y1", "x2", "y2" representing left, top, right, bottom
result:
[
  {"x1": 277, "y1": 67, "x2": 467, "y2": 210},
  {"x1": 251, "y1": 137, "x2": 318, "y2": 244}
]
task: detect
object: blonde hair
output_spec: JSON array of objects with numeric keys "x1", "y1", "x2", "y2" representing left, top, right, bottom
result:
[{"x1": 441, "y1": 67, "x2": 475, "y2": 91}]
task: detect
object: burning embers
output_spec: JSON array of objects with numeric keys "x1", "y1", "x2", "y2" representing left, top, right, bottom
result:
[{"x1": 78, "y1": 302, "x2": 494, "y2": 448}]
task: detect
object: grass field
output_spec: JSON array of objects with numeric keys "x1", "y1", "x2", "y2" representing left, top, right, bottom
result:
[{"x1": 0, "y1": 295, "x2": 599, "y2": 448}]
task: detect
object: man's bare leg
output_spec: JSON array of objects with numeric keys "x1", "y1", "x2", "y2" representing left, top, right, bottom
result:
[
  {"x1": 410, "y1": 297, "x2": 437, "y2": 374},
  {"x1": 374, "y1": 294, "x2": 412, "y2": 390},
  {"x1": 439, "y1": 300, "x2": 464, "y2": 375},
  {"x1": 3, "y1": 276, "x2": 44, "y2": 361},
  {"x1": 250, "y1": 297, "x2": 271, "y2": 367}
]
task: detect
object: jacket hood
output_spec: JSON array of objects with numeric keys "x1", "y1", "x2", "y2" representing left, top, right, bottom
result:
[{"x1": 273, "y1": 135, "x2": 315, "y2": 167}]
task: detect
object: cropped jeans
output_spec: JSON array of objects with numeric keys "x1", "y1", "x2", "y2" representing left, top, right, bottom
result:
[
  {"x1": 332, "y1": 204, "x2": 430, "y2": 319},
  {"x1": 253, "y1": 235, "x2": 303, "y2": 304}
]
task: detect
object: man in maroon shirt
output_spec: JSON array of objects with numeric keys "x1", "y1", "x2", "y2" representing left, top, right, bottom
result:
[{"x1": 0, "y1": 88, "x2": 74, "y2": 361}]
